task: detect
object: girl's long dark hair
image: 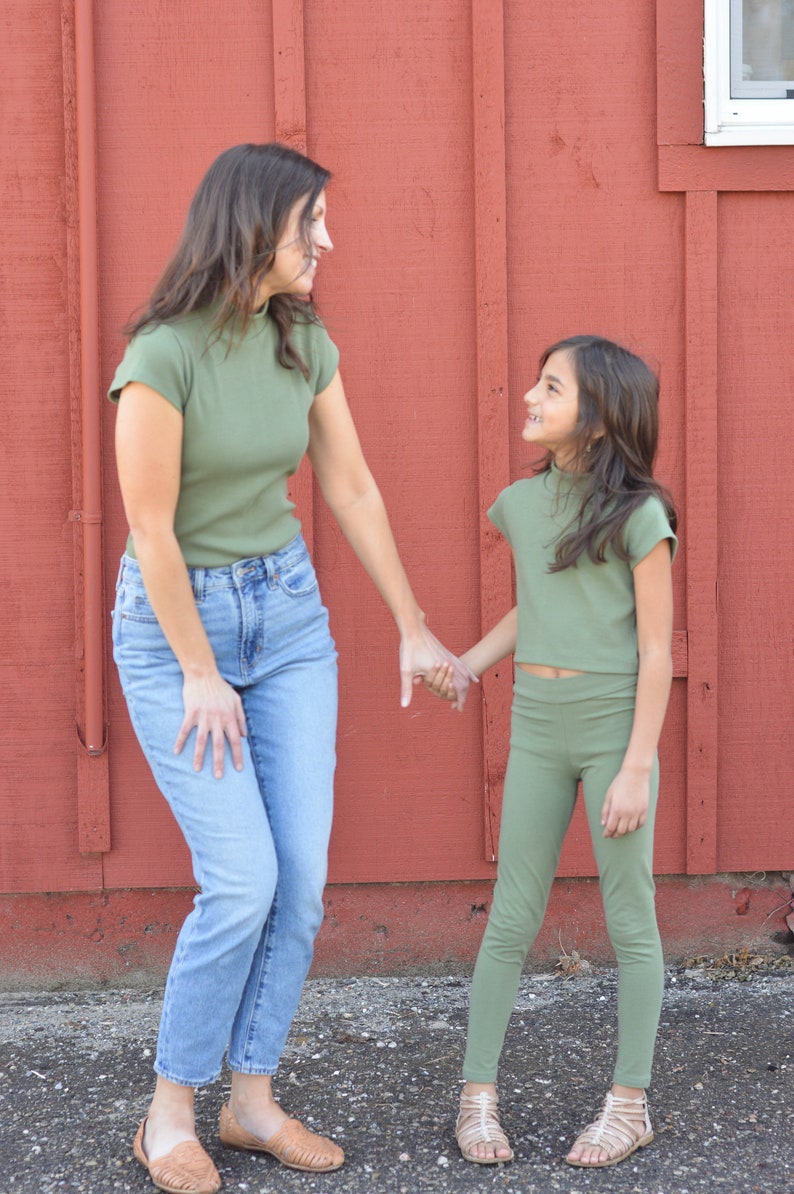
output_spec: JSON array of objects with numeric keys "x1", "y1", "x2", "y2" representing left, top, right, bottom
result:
[
  {"x1": 535, "y1": 335, "x2": 677, "y2": 571},
  {"x1": 124, "y1": 143, "x2": 331, "y2": 377}
]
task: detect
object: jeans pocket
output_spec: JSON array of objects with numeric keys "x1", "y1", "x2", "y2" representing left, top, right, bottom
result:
[
  {"x1": 120, "y1": 588, "x2": 160, "y2": 624},
  {"x1": 275, "y1": 551, "x2": 319, "y2": 598},
  {"x1": 112, "y1": 578, "x2": 173, "y2": 661}
]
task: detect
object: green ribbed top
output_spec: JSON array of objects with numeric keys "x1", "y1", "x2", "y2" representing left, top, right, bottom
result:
[
  {"x1": 109, "y1": 305, "x2": 339, "y2": 566},
  {"x1": 488, "y1": 465, "x2": 677, "y2": 674}
]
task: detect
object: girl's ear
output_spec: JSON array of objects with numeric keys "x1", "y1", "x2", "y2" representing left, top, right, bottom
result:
[{"x1": 585, "y1": 427, "x2": 605, "y2": 455}]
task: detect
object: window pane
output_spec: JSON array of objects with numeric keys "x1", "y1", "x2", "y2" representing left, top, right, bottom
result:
[{"x1": 731, "y1": 0, "x2": 794, "y2": 96}]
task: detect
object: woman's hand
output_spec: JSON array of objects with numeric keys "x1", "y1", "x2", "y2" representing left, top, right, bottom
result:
[
  {"x1": 175, "y1": 672, "x2": 248, "y2": 779},
  {"x1": 399, "y1": 628, "x2": 477, "y2": 712},
  {"x1": 600, "y1": 766, "x2": 651, "y2": 837}
]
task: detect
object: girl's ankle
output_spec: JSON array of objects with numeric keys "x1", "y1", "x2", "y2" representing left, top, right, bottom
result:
[{"x1": 611, "y1": 1084, "x2": 645, "y2": 1101}]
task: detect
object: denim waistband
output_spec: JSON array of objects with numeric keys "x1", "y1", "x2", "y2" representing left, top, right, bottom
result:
[
  {"x1": 117, "y1": 534, "x2": 308, "y2": 600},
  {"x1": 513, "y1": 666, "x2": 637, "y2": 705}
]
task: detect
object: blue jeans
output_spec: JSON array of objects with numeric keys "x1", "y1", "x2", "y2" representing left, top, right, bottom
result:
[{"x1": 112, "y1": 535, "x2": 338, "y2": 1087}]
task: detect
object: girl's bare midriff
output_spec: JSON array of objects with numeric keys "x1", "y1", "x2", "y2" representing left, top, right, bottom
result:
[{"x1": 517, "y1": 662, "x2": 585, "y2": 679}]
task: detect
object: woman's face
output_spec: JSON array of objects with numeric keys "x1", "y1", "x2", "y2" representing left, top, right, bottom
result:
[{"x1": 256, "y1": 190, "x2": 332, "y2": 304}]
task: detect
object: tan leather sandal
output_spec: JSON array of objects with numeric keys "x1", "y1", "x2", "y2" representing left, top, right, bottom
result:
[
  {"x1": 219, "y1": 1102, "x2": 344, "y2": 1172},
  {"x1": 565, "y1": 1090, "x2": 654, "y2": 1167},
  {"x1": 133, "y1": 1118, "x2": 221, "y2": 1194},
  {"x1": 455, "y1": 1089, "x2": 514, "y2": 1164}
]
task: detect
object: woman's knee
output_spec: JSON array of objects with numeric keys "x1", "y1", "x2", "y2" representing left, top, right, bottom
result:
[
  {"x1": 197, "y1": 856, "x2": 278, "y2": 941},
  {"x1": 272, "y1": 858, "x2": 327, "y2": 933}
]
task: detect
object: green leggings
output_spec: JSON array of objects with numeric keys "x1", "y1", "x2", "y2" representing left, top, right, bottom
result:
[{"x1": 463, "y1": 669, "x2": 663, "y2": 1090}]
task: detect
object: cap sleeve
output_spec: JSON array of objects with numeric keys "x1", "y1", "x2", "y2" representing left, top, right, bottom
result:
[
  {"x1": 312, "y1": 324, "x2": 340, "y2": 394},
  {"x1": 626, "y1": 496, "x2": 678, "y2": 567},
  {"x1": 487, "y1": 487, "x2": 511, "y2": 542},
  {"x1": 108, "y1": 324, "x2": 191, "y2": 412},
  {"x1": 289, "y1": 317, "x2": 341, "y2": 395}
]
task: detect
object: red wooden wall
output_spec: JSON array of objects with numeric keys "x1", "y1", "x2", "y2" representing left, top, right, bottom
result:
[{"x1": 1, "y1": 1, "x2": 792, "y2": 969}]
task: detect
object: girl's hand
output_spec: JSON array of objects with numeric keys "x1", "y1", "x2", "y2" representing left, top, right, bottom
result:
[
  {"x1": 600, "y1": 767, "x2": 650, "y2": 837},
  {"x1": 423, "y1": 662, "x2": 458, "y2": 703},
  {"x1": 399, "y1": 629, "x2": 478, "y2": 712},
  {"x1": 175, "y1": 672, "x2": 248, "y2": 779}
]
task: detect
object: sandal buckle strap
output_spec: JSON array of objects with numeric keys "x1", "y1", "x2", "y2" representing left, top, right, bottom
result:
[{"x1": 566, "y1": 1091, "x2": 653, "y2": 1168}]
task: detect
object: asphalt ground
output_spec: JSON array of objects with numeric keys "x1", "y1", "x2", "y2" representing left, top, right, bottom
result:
[{"x1": 0, "y1": 966, "x2": 791, "y2": 1194}]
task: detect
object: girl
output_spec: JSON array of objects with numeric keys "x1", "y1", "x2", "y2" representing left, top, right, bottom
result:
[
  {"x1": 426, "y1": 335, "x2": 677, "y2": 1169},
  {"x1": 110, "y1": 143, "x2": 472, "y2": 1194}
]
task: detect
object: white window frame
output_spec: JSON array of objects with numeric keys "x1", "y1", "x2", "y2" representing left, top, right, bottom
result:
[{"x1": 705, "y1": 0, "x2": 794, "y2": 145}]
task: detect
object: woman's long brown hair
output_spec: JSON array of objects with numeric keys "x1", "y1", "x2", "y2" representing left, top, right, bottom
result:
[{"x1": 124, "y1": 143, "x2": 331, "y2": 378}]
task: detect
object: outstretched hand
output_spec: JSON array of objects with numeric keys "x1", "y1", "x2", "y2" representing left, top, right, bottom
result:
[{"x1": 399, "y1": 626, "x2": 477, "y2": 712}]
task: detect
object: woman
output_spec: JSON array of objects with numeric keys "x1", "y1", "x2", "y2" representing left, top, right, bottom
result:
[{"x1": 110, "y1": 142, "x2": 472, "y2": 1194}]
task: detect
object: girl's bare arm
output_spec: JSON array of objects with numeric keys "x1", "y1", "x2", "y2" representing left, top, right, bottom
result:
[
  {"x1": 601, "y1": 538, "x2": 674, "y2": 837},
  {"x1": 424, "y1": 606, "x2": 517, "y2": 704}
]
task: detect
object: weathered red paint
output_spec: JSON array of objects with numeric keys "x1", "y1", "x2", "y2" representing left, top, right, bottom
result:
[
  {"x1": 0, "y1": 1, "x2": 792, "y2": 981},
  {"x1": 0, "y1": 877, "x2": 789, "y2": 989}
]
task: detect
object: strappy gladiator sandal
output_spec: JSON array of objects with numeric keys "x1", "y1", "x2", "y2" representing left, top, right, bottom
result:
[
  {"x1": 455, "y1": 1089, "x2": 514, "y2": 1165},
  {"x1": 565, "y1": 1090, "x2": 654, "y2": 1168}
]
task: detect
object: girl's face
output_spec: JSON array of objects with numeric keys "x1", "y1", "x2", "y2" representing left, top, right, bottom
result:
[
  {"x1": 522, "y1": 349, "x2": 581, "y2": 468},
  {"x1": 256, "y1": 189, "x2": 332, "y2": 304}
]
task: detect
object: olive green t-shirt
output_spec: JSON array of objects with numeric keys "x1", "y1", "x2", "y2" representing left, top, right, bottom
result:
[
  {"x1": 488, "y1": 466, "x2": 677, "y2": 674},
  {"x1": 109, "y1": 305, "x2": 339, "y2": 566}
]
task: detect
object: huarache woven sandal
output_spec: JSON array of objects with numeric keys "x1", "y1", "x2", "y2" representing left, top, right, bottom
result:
[
  {"x1": 133, "y1": 1118, "x2": 221, "y2": 1194},
  {"x1": 455, "y1": 1089, "x2": 514, "y2": 1164},
  {"x1": 219, "y1": 1102, "x2": 344, "y2": 1172},
  {"x1": 565, "y1": 1090, "x2": 654, "y2": 1168}
]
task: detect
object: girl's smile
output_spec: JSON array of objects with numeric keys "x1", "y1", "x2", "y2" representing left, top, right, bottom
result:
[{"x1": 522, "y1": 349, "x2": 581, "y2": 467}]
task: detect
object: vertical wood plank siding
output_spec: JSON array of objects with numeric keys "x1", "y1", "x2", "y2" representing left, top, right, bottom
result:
[
  {"x1": 684, "y1": 191, "x2": 719, "y2": 874},
  {"x1": 0, "y1": 1, "x2": 791, "y2": 903},
  {"x1": 273, "y1": 0, "x2": 316, "y2": 555},
  {"x1": 471, "y1": 0, "x2": 513, "y2": 860},
  {"x1": 72, "y1": 0, "x2": 112, "y2": 854}
]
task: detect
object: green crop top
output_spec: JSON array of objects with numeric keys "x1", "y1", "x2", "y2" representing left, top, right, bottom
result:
[
  {"x1": 488, "y1": 466, "x2": 677, "y2": 675},
  {"x1": 109, "y1": 304, "x2": 339, "y2": 566}
]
